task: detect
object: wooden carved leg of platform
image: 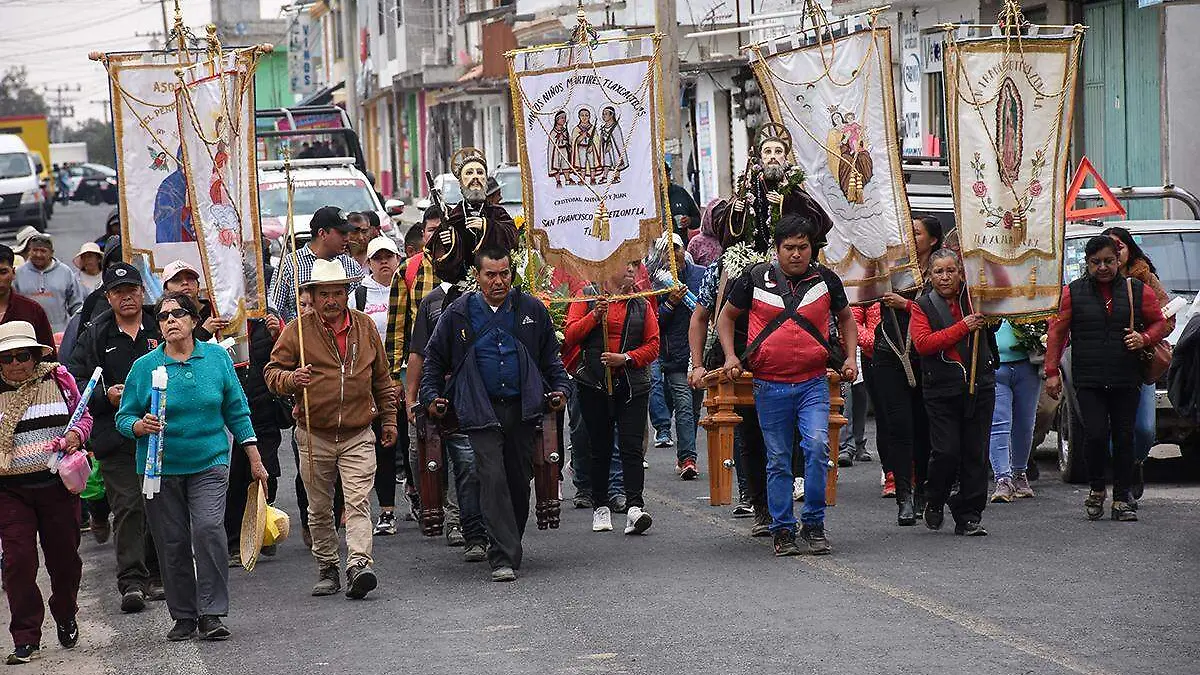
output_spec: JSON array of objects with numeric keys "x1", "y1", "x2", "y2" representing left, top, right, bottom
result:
[
  {"x1": 700, "y1": 409, "x2": 740, "y2": 506},
  {"x1": 826, "y1": 370, "x2": 847, "y2": 507}
]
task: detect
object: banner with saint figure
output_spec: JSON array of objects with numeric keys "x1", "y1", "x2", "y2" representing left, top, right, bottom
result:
[
  {"x1": 175, "y1": 51, "x2": 266, "y2": 328},
  {"x1": 944, "y1": 24, "x2": 1084, "y2": 319},
  {"x1": 508, "y1": 35, "x2": 671, "y2": 289},
  {"x1": 749, "y1": 17, "x2": 919, "y2": 303}
]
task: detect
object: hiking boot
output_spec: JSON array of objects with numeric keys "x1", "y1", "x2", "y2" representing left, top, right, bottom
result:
[
  {"x1": 120, "y1": 589, "x2": 146, "y2": 614},
  {"x1": 924, "y1": 503, "x2": 945, "y2": 530},
  {"x1": 799, "y1": 524, "x2": 832, "y2": 555},
  {"x1": 1084, "y1": 490, "x2": 1106, "y2": 521},
  {"x1": 198, "y1": 616, "x2": 230, "y2": 641},
  {"x1": 751, "y1": 506, "x2": 772, "y2": 537},
  {"x1": 608, "y1": 494, "x2": 627, "y2": 514},
  {"x1": 897, "y1": 494, "x2": 916, "y2": 526},
  {"x1": 345, "y1": 563, "x2": 378, "y2": 599},
  {"x1": 678, "y1": 458, "x2": 698, "y2": 481},
  {"x1": 1012, "y1": 472, "x2": 1035, "y2": 498},
  {"x1": 373, "y1": 512, "x2": 397, "y2": 536},
  {"x1": 881, "y1": 472, "x2": 896, "y2": 498},
  {"x1": 954, "y1": 521, "x2": 988, "y2": 536},
  {"x1": 166, "y1": 619, "x2": 197, "y2": 642},
  {"x1": 445, "y1": 526, "x2": 466, "y2": 547},
  {"x1": 312, "y1": 564, "x2": 342, "y2": 596},
  {"x1": 462, "y1": 542, "x2": 488, "y2": 563},
  {"x1": 91, "y1": 518, "x2": 111, "y2": 544},
  {"x1": 624, "y1": 506, "x2": 652, "y2": 535},
  {"x1": 5, "y1": 645, "x2": 38, "y2": 665},
  {"x1": 837, "y1": 450, "x2": 853, "y2": 467},
  {"x1": 592, "y1": 507, "x2": 613, "y2": 532},
  {"x1": 854, "y1": 447, "x2": 873, "y2": 463},
  {"x1": 731, "y1": 499, "x2": 754, "y2": 519},
  {"x1": 56, "y1": 618, "x2": 78, "y2": 649},
  {"x1": 491, "y1": 566, "x2": 517, "y2": 582},
  {"x1": 572, "y1": 491, "x2": 593, "y2": 509},
  {"x1": 1111, "y1": 501, "x2": 1138, "y2": 522},
  {"x1": 990, "y1": 477, "x2": 1015, "y2": 503},
  {"x1": 773, "y1": 530, "x2": 801, "y2": 557}
]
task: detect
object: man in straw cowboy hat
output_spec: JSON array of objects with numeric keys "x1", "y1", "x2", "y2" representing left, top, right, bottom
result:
[{"x1": 265, "y1": 259, "x2": 397, "y2": 600}]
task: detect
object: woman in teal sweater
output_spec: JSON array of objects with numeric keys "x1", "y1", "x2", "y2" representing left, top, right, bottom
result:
[{"x1": 117, "y1": 292, "x2": 266, "y2": 643}]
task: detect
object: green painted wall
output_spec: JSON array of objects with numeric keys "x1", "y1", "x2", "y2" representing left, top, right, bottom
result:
[{"x1": 254, "y1": 50, "x2": 294, "y2": 110}]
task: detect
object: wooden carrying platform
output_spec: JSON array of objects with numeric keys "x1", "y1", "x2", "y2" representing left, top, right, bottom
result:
[{"x1": 698, "y1": 370, "x2": 846, "y2": 506}]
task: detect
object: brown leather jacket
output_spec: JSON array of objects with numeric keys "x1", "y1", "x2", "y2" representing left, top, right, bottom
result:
[{"x1": 265, "y1": 309, "x2": 397, "y2": 441}]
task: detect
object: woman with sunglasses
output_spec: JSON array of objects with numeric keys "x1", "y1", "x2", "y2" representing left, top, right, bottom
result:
[
  {"x1": 0, "y1": 321, "x2": 93, "y2": 665},
  {"x1": 116, "y1": 293, "x2": 266, "y2": 642}
]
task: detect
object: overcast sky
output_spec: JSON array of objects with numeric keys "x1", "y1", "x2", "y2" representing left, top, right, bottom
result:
[{"x1": 0, "y1": 0, "x2": 290, "y2": 123}]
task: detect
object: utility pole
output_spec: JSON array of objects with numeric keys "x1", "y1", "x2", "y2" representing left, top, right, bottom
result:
[
  {"x1": 340, "y1": 0, "x2": 360, "y2": 131},
  {"x1": 44, "y1": 84, "x2": 81, "y2": 143},
  {"x1": 655, "y1": 0, "x2": 681, "y2": 178},
  {"x1": 90, "y1": 99, "x2": 112, "y2": 126}
]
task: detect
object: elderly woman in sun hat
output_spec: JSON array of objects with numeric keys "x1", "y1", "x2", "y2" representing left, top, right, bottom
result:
[
  {"x1": 72, "y1": 243, "x2": 104, "y2": 295},
  {"x1": 116, "y1": 292, "x2": 265, "y2": 643},
  {"x1": 0, "y1": 321, "x2": 93, "y2": 665}
]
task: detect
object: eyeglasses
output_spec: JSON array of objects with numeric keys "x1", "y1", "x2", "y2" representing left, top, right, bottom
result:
[
  {"x1": 156, "y1": 308, "x2": 193, "y2": 322},
  {"x1": 0, "y1": 351, "x2": 34, "y2": 364}
]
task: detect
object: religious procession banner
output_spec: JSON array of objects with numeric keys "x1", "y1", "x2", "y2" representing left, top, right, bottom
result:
[
  {"x1": 944, "y1": 24, "x2": 1084, "y2": 319},
  {"x1": 176, "y1": 51, "x2": 266, "y2": 326},
  {"x1": 749, "y1": 15, "x2": 919, "y2": 303},
  {"x1": 102, "y1": 46, "x2": 266, "y2": 323},
  {"x1": 507, "y1": 35, "x2": 671, "y2": 290}
]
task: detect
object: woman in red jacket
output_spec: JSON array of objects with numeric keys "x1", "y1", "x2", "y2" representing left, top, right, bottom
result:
[
  {"x1": 563, "y1": 262, "x2": 660, "y2": 535},
  {"x1": 909, "y1": 249, "x2": 995, "y2": 537}
]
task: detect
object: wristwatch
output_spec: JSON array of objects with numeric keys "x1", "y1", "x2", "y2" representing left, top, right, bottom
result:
[{"x1": 623, "y1": 353, "x2": 633, "y2": 365}]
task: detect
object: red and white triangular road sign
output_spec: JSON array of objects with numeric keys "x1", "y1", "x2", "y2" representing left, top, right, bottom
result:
[{"x1": 1065, "y1": 156, "x2": 1126, "y2": 220}]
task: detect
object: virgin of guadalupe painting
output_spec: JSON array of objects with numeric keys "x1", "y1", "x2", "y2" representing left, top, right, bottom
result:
[{"x1": 996, "y1": 78, "x2": 1024, "y2": 188}]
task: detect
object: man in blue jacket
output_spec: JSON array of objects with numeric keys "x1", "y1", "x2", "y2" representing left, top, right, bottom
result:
[
  {"x1": 657, "y1": 233, "x2": 707, "y2": 480},
  {"x1": 420, "y1": 247, "x2": 572, "y2": 582}
]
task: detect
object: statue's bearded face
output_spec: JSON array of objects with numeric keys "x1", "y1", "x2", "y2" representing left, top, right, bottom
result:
[
  {"x1": 461, "y1": 162, "x2": 488, "y2": 202},
  {"x1": 760, "y1": 140, "x2": 790, "y2": 182}
]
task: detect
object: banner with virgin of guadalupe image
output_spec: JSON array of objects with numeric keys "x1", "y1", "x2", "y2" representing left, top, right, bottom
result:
[
  {"x1": 508, "y1": 35, "x2": 671, "y2": 289},
  {"x1": 175, "y1": 51, "x2": 266, "y2": 327},
  {"x1": 750, "y1": 19, "x2": 919, "y2": 303},
  {"x1": 944, "y1": 26, "x2": 1084, "y2": 318}
]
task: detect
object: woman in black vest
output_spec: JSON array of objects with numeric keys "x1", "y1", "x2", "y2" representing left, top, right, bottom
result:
[
  {"x1": 909, "y1": 249, "x2": 996, "y2": 536},
  {"x1": 872, "y1": 215, "x2": 941, "y2": 525},
  {"x1": 563, "y1": 262, "x2": 660, "y2": 536},
  {"x1": 1044, "y1": 236, "x2": 1167, "y2": 522}
]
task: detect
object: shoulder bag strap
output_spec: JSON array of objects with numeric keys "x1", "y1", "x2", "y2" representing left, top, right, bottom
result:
[
  {"x1": 1127, "y1": 277, "x2": 1136, "y2": 332},
  {"x1": 738, "y1": 264, "x2": 800, "y2": 363}
]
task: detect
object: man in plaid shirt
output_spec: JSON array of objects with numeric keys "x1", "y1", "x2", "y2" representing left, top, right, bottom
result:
[{"x1": 269, "y1": 206, "x2": 363, "y2": 322}]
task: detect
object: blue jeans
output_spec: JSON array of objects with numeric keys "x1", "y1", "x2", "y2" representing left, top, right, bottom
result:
[
  {"x1": 567, "y1": 394, "x2": 623, "y2": 498},
  {"x1": 754, "y1": 377, "x2": 830, "y2": 531},
  {"x1": 649, "y1": 360, "x2": 672, "y2": 435},
  {"x1": 988, "y1": 360, "x2": 1041, "y2": 478},
  {"x1": 662, "y1": 370, "x2": 700, "y2": 463},
  {"x1": 1134, "y1": 382, "x2": 1156, "y2": 462},
  {"x1": 445, "y1": 433, "x2": 485, "y2": 544}
]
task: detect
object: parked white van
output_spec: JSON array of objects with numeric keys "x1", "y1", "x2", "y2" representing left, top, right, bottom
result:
[{"x1": 0, "y1": 135, "x2": 47, "y2": 231}]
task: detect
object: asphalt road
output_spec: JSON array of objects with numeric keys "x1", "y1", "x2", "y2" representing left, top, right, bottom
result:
[
  {"x1": 9, "y1": 201, "x2": 111, "y2": 270},
  {"x1": 5, "y1": 204, "x2": 1199, "y2": 674}
]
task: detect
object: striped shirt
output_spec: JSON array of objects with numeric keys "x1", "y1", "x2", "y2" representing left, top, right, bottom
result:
[{"x1": 268, "y1": 245, "x2": 363, "y2": 322}]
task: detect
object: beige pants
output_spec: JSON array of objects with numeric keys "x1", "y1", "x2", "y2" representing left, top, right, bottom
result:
[{"x1": 296, "y1": 426, "x2": 377, "y2": 569}]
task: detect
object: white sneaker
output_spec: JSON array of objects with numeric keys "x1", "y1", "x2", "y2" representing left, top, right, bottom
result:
[
  {"x1": 624, "y1": 506, "x2": 652, "y2": 535},
  {"x1": 793, "y1": 477, "x2": 805, "y2": 502},
  {"x1": 592, "y1": 506, "x2": 613, "y2": 532}
]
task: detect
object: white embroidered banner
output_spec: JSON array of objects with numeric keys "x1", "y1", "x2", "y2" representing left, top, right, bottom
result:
[
  {"x1": 509, "y1": 37, "x2": 669, "y2": 287},
  {"x1": 176, "y1": 52, "x2": 266, "y2": 326},
  {"x1": 107, "y1": 50, "x2": 265, "y2": 324},
  {"x1": 945, "y1": 28, "x2": 1083, "y2": 318},
  {"x1": 751, "y1": 25, "x2": 918, "y2": 303}
]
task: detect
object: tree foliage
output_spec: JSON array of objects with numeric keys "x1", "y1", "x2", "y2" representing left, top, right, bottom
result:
[
  {"x1": 64, "y1": 119, "x2": 116, "y2": 168},
  {"x1": 0, "y1": 67, "x2": 48, "y2": 117}
]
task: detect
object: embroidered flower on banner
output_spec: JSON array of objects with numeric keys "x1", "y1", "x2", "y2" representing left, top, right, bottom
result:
[{"x1": 973, "y1": 181, "x2": 988, "y2": 198}]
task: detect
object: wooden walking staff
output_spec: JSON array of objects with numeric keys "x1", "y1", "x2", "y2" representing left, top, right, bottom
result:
[
  {"x1": 600, "y1": 297, "x2": 613, "y2": 395},
  {"x1": 967, "y1": 283, "x2": 981, "y2": 395},
  {"x1": 283, "y1": 156, "x2": 316, "y2": 479}
]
